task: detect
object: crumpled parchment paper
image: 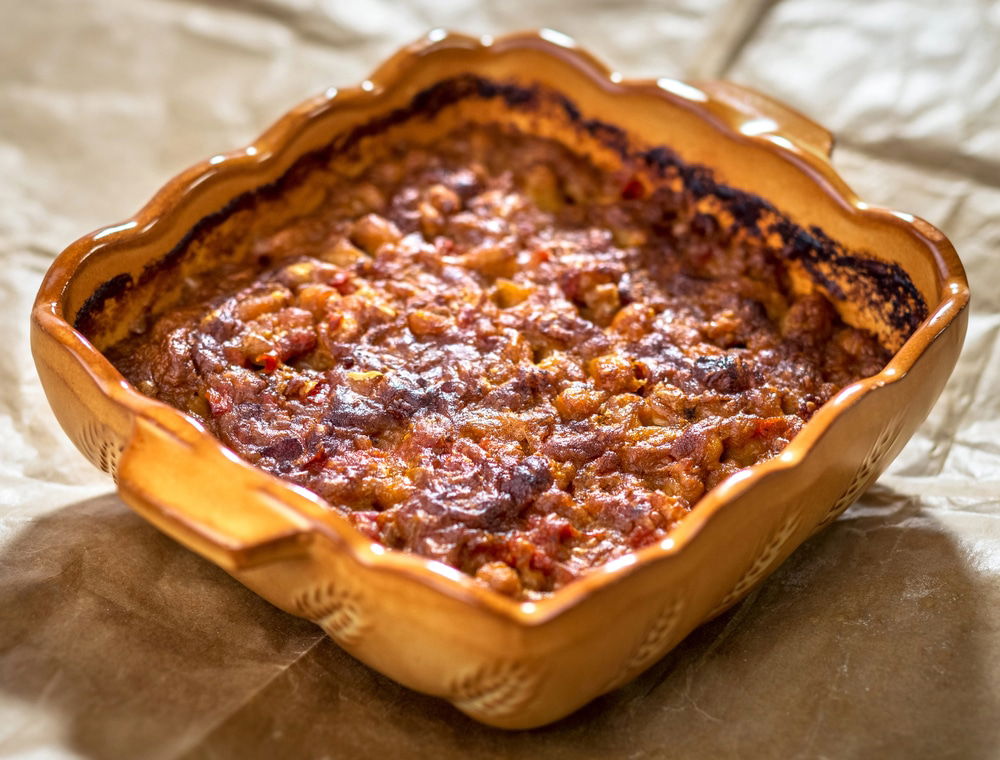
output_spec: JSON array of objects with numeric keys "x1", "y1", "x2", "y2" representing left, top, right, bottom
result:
[{"x1": 1, "y1": 1, "x2": 998, "y2": 757}]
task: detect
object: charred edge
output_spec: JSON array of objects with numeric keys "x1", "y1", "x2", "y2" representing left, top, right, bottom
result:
[
  {"x1": 74, "y1": 273, "x2": 133, "y2": 336},
  {"x1": 74, "y1": 73, "x2": 927, "y2": 341},
  {"x1": 773, "y1": 220, "x2": 926, "y2": 335},
  {"x1": 554, "y1": 93, "x2": 631, "y2": 157},
  {"x1": 640, "y1": 139, "x2": 925, "y2": 336},
  {"x1": 73, "y1": 76, "x2": 537, "y2": 333}
]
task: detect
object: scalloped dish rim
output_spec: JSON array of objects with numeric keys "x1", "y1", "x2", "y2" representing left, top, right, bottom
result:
[{"x1": 32, "y1": 29, "x2": 969, "y2": 627}]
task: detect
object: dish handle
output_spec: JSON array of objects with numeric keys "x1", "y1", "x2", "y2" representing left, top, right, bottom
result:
[{"x1": 116, "y1": 411, "x2": 316, "y2": 571}]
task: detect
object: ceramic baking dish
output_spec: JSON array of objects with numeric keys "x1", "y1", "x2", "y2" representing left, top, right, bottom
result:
[{"x1": 31, "y1": 30, "x2": 968, "y2": 728}]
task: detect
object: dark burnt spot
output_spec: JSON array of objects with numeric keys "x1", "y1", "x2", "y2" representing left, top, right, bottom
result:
[
  {"x1": 556, "y1": 92, "x2": 629, "y2": 154},
  {"x1": 476, "y1": 78, "x2": 537, "y2": 107},
  {"x1": 693, "y1": 354, "x2": 751, "y2": 394},
  {"x1": 261, "y1": 437, "x2": 303, "y2": 461},
  {"x1": 690, "y1": 212, "x2": 720, "y2": 238},
  {"x1": 679, "y1": 164, "x2": 716, "y2": 199},
  {"x1": 236, "y1": 402, "x2": 263, "y2": 417},
  {"x1": 714, "y1": 184, "x2": 737, "y2": 201},
  {"x1": 463, "y1": 456, "x2": 554, "y2": 531},
  {"x1": 558, "y1": 94, "x2": 581, "y2": 123},
  {"x1": 324, "y1": 389, "x2": 398, "y2": 436},
  {"x1": 74, "y1": 273, "x2": 133, "y2": 337},
  {"x1": 499, "y1": 456, "x2": 553, "y2": 509},
  {"x1": 641, "y1": 146, "x2": 682, "y2": 172},
  {"x1": 378, "y1": 373, "x2": 439, "y2": 420},
  {"x1": 409, "y1": 75, "x2": 538, "y2": 119},
  {"x1": 384, "y1": 387, "x2": 434, "y2": 420},
  {"x1": 729, "y1": 194, "x2": 772, "y2": 231},
  {"x1": 512, "y1": 368, "x2": 549, "y2": 397},
  {"x1": 460, "y1": 497, "x2": 513, "y2": 530},
  {"x1": 581, "y1": 118, "x2": 629, "y2": 156}
]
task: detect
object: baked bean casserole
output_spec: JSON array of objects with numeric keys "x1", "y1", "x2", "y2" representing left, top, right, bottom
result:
[{"x1": 109, "y1": 125, "x2": 890, "y2": 598}]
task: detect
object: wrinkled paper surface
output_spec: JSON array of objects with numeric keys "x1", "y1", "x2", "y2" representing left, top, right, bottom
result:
[{"x1": 1, "y1": 1, "x2": 999, "y2": 757}]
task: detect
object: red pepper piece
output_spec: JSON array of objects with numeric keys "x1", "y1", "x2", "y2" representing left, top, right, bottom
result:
[
  {"x1": 621, "y1": 175, "x2": 647, "y2": 200},
  {"x1": 330, "y1": 271, "x2": 355, "y2": 295},
  {"x1": 254, "y1": 352, "x2": 279, "y2": 373}
]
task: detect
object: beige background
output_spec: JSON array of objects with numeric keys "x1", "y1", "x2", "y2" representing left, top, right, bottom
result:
[{"x1": 2, "y1": 1, "x2": 999, "y2": 757}]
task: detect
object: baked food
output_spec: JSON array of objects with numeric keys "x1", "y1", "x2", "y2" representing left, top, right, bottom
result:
[
  {"x1": 108, "y1": 125, "x2": 889, "y2": 598},
  {"x1": 34, "y1": 33, "x2": 967, "y2": 726}
]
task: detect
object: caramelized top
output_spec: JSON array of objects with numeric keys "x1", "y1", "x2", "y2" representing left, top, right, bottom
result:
[{"x1": 109, "y1": 126, "x2": 889, "y2": 598}]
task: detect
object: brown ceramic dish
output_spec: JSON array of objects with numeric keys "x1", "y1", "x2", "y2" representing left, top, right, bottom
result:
[{"x1": 31, "y1": 30, "x2": 968, "y2": 728}]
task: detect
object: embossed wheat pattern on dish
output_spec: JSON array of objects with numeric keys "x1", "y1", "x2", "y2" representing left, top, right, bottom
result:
[
  {"x1": 78, "y1": 421, "x2": 124, "y2": 481},
  {"x1": 294, "y1": 582, "x2": 368, "y2": 645},
  {"x1": 606, "y1": 596, "x2": 684, "y2": 691},
  {"x1": 709, "y1": 510, "x2": 800, "y2": 618},
  {"x1": 817, "y1": 414, "x2": 904, "y2": 528},
  {"x1": 449, "y1": 659, "x2": 541, "y2": 718}
]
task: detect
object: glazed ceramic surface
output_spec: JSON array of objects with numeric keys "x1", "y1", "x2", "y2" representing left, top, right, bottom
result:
[{"x1": 31, "y1": 31, "x2": 968, "y2": 728}]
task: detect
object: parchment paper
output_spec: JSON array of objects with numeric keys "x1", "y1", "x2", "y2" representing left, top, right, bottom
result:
[{"x1": 1, "y1": 1, "x2": 998, "y2": 757}]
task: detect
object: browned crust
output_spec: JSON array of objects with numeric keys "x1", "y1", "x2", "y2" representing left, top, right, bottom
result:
[{"x1": 74, "y1": 75, "x2": 926, "y2": 342}]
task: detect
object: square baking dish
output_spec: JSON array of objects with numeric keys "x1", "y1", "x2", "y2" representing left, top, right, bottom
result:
[{"x1": 31, "y1": 30, "x2": 968, "y2": 728}]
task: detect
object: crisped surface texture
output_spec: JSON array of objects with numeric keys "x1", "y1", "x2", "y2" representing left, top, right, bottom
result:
[{"x1": 109, "y1": 128, "x2": 888, "y2": 596}]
